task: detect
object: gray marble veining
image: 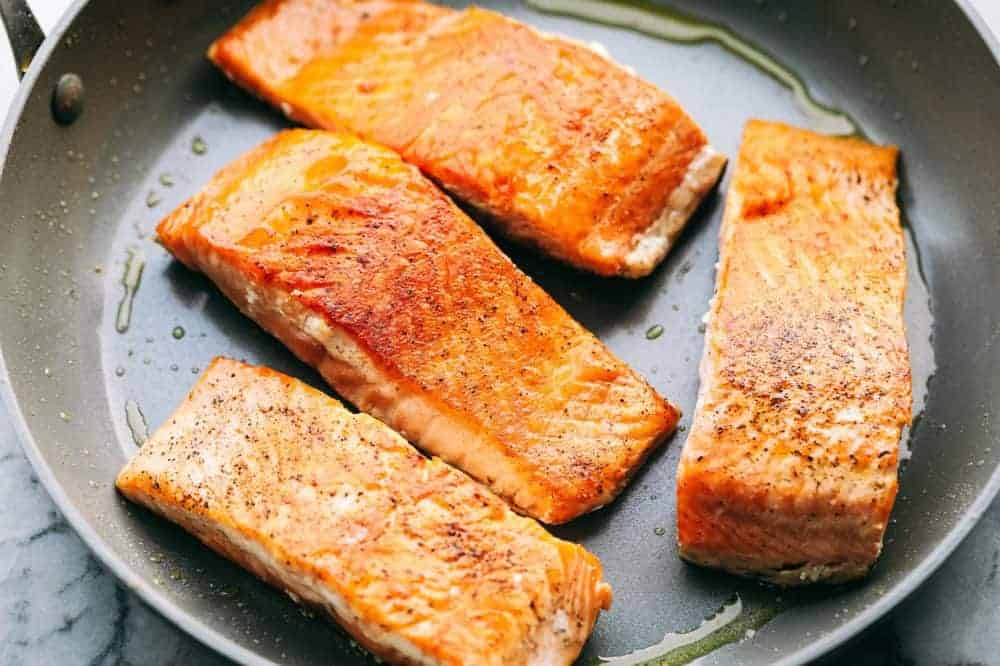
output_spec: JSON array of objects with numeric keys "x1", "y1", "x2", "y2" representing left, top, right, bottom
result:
[{"x1": 0, "y1": 417, "x2": 228, "y2": 666}]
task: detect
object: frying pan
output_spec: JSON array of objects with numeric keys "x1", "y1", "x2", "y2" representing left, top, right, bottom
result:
[{"x1": 0, "y1": 1, "x2": 997, "y2": 664}]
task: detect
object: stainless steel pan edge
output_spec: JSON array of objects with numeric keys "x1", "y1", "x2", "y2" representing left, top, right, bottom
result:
[{"x1": 0, "y1": 1, "x2": 997, "y2": 665}]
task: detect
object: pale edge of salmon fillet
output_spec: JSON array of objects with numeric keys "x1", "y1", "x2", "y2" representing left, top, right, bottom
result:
[
  {"x1": 530, "y1": 33, "x2": 726, "y2": 277},
  {"x1": 156, "y1": 129, "x2": 679, "y2": 525},
  {"x1": 206, "y1": 0, "x2": 727, "y2": 278},
  {"x1": 676, "y1": 120, "x2": 911, "y2": 586},
  {"x1": 116, "y1": 358, "x2": 612, "y2": 666},
  {"x1": 619, "y1": 144, "x2": 726, "y2": 277}
]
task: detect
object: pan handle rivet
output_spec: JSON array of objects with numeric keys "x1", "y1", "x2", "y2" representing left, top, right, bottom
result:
[{"x1": 52, "y1": 73, "x2": 85, "y2": 125}]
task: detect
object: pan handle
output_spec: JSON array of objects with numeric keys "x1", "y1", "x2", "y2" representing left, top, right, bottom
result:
[{"x1": 0, "y1": 0, "x2": 43, "y2": 80}]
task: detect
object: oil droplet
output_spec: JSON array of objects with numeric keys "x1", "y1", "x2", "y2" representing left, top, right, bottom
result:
[
  {"x1": 115, "y1": 246, "x2": 145, "y2": 333},
  {"x1": 43, "y1": 367, "x2": 51, "y2": 377},
  {"x1": 525, "y1": 0, "x2": 858, "y2": 135},
  {"x1": 598, "y1": 595, "x2": 783, "y2": 665},
  {"x1": 645, "y1": 324, "x2": 664, "y2": 340},
  {"x1": 191, "y1": 136, "x2": 207, "y2": 155},
  {"x1": 115, "y1": 366, "x2": 126, "y2": 377},
  {"x1": 169, "y1": 363, "x2": 179, "y2": 372},
  {"x1": 172, "y1": 325, "x2": 185, "y2": 340},
  {"x1": 125, "y1": 399, "x2": 149, "y2": 447},
  {"x1": 146, "y1": 190, "x2": 161, "y2": 208}
]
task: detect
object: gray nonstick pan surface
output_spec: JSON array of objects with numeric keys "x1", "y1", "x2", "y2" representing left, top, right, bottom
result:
[{"x1": 1, "y1": 1, "x2": 998, "y2": 664}]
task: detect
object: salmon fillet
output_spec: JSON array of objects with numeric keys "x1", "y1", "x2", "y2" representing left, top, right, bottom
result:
[
  {"x1": 157, "y1": 129, "x2": 678, "y2": 524},
  {"x1": 207, "y1": 0, "x2": 726, "y2": 277},
  {"x1": 676, "y1": 121, "x2": 911, "y2": 585},
  {"x1": 116, "y1": 358, "x2": 612, "y2": 665}
]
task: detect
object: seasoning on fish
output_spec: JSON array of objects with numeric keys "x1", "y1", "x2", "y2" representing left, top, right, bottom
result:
[
  {"x1": 676, "y1": 120, "x2": 911, "y2": 585},
  {"x1": 208, "y1": 0, "x2": 726, "y2": 277},
  {"x1": 116, "y1": 358, "x2": 613, "y2": 665},
  {"x1": 157, "y1": 129, "x2": 679, "y2": 524}
]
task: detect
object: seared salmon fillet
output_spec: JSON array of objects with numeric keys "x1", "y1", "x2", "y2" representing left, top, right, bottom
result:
[
  {"x1": 157, "y1": 129, "x2": 678, "y2": 524},
  {"x1": 207, "y1": 0, "x2": 726, "y2": 277},
  {"x1": 116, "y1": 358, "x2": 612, "y2": 665},
  {"x1": 676, "y1": 121, "x2": 911, "y2": 585}
]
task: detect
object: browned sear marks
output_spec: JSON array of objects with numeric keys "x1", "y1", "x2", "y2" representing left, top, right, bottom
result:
[{"x1": 676, "y1": 121, "x2": 911, "y2": 585}]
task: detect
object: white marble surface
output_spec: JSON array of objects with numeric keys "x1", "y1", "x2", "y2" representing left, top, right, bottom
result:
[{"x1": 1, "y1": 1, "x2": 999, "y2": 665}]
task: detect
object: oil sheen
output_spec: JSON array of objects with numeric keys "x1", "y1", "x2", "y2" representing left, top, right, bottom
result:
[
  {"x1": 124, "y1": 399, "x2": 149, "y2": 448},
  {"x1": 115, "y1": 246, "x2": 145, "y2": 334}
]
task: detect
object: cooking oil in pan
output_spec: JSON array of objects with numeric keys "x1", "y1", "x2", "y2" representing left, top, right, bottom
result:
[
  {"x1": 124, "y1": 399, "x2": 149, "y2": 448},
  {"x1": 596, "y1": 594, "x2": 784, "y2": 665},
  {"x1": 525, "y1": 0, "x2": 859, "y2": 136},
  {"x1": 115, "y1": 246, "x2": 145, "y2": 334}
]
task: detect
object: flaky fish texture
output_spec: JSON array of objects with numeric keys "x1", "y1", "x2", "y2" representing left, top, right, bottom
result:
[
  {"x1": 157, "y1": 129, "x2": 678, "y2": 524},
  {"x1": 116, "y1": 358, "x2": 612, "y2": 665},
  {"x1": 676, "y1": 121, "x2": 911, "y2": 585},
  {"x1": 207, "y1": 0, "x2": 726, "y2": 276}
]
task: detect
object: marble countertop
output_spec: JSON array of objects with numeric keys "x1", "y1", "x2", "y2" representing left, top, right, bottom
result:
[{"x1": 2, "y1": 2, "x2": 998, "y2": 664}]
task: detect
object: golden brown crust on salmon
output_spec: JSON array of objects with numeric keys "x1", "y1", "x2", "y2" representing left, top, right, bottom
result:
[
  {"x1": 116, "y1": 358, "x2": 612, "y2": 665},
  {"x1": 207, "y1": 0, "x2": 726, "y2": 277},
  {"x1": 157, "y1": 129, "x2": 678, "y2": 524},
  {"x1": 676, "y1": 121, "x2": 911, "y2": 585}
]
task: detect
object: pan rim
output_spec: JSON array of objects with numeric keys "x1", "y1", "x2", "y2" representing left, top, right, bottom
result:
[
  {"x1": 0, "y1": 3, "x2": 274, "y2": 664},
  {"x1": 0, "y1": 1, "x2": 997, "y2": 664}
]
